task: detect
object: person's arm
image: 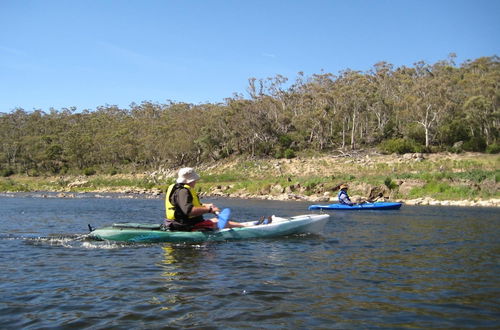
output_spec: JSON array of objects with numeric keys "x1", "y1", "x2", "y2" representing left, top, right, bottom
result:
[
  {"x1": 177, "y1": 189, "x2": 219, "y2": 216},
  {"x1": 190, "y1": 203, "x2": 219, "y2": 217},
  {"x1": 339, "y1": 192, "x2": 354, "y2": 205}
]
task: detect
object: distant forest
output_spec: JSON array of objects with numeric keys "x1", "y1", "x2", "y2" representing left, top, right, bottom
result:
[{"x1": 1, "y1": 55, "x2": 499, "y2": 176}]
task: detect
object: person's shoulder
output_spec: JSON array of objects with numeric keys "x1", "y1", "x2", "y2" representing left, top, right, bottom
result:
[
  {"x1": 172, "y1": 183, "x2": 188, "y2": 190},
  {"x1": 176, "y1": 186, "x2": 190, "y2": 195}
]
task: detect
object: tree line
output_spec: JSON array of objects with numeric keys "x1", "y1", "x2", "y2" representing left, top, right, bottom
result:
[{"x1": 1, "y1": 55, "x2": 498, "y2": 176}]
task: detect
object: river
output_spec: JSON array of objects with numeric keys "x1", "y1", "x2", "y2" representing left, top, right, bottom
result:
[{"x1": 1, "y1": 194, "x2": 499, "y2": 329}]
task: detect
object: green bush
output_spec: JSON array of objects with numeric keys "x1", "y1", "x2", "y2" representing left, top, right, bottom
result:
[
  {"x1": 0, "y1": 168, "x2": 15, "y2": 177},
  {"x1": 406, "y1": 124, "x2": 426, "y2": 145},
  {"x1": 279, "y1": 135, "x2": 293, "y2": 148},
  {"x1": 486, "y1": 143, "x2": 500, "y2": 154},
  {"x1": 384, "y1": 177, "x2": 397, "y2": 190},
  {"x1": 448, "y1": 145, "x2": 464, "y2": 154},
  {"x1": 378, "y1": 138, "x2": 424, "y2": 154},
  {"x1": 83, "y1": 167, "x2": 96, "y2": 176},
  {"x1": 302, "y1": 177, "x2": 323, "y2": 190},
  {"x1": 26, "y1": 169, "x2": 40, "y2": 177},
  {"x1": 284, "y1": 148, "x2": 296, "y2": 159},
  {"x1": 463, "y1": 137, "x2": 486, "y2": 152},
  {"x1": 0, "y1": 178, "x2": 24, "y2": 191},
  {"x1": 437, "y1": 119, "x2": 470, "y2": 146},
  {"x1": 274, "y1": 148, "x2": 296, "y2": 159}
]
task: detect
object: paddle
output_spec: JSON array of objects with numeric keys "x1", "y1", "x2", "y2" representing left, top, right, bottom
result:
[
  {"x1": 358, "y1": 195, "x2": 380, "y2": 205},
  {"x1": 216, "y1": 208, "x2": 231, "y2": 230},
  {"x1": 359, "y1": 191, "x2": 384, "y2": 204}
]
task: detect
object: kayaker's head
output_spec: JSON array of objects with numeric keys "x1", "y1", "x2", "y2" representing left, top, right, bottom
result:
[
  {"x1": 340, "y1": 184, "x2": 349, "y2": 190},
  {"x1": 176, "y1": 167, "x2": 200, "y2": 186}
]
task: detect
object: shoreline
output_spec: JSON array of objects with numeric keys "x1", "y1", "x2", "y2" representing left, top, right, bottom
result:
[
  {"x1": 1, "y1": 152, "x2": 498, "y2": 208},
  {"x1": 1, "y1": 190, "x2": 499, "y2": 208}
]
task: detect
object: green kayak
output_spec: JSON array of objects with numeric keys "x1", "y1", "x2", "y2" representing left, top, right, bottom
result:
[{"x1": 88, "y1": 214, "x2": 330, "y2": 243}]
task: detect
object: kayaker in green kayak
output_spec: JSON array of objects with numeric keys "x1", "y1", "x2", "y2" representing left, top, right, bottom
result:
[{"x1": 165, "y1": 167, "x2": 247, "y2": 231}]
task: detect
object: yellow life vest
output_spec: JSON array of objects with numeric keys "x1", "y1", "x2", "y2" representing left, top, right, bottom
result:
[{"x1": 165, "y1": 183, "x2": 202, "y2": 220}]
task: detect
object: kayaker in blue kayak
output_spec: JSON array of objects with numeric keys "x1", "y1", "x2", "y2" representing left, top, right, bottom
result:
[
  {"x1": 338, "y1": 184, "x2": 355, "y2": 206},
  {"x1": 165, "y1": 167, "x2": 246, "y2": 231}
]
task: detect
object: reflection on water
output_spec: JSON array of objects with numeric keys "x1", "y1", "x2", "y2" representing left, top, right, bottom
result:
[{"x1": 0, "y1": 196, "x2": 499, "y2": 328}]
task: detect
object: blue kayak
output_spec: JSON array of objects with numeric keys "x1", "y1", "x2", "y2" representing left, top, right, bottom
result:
[{"x1": 308, "y1": 202, "x2": 402, "y2": 211}]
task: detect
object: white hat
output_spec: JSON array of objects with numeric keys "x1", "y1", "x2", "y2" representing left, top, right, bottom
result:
[{"x1": 176, "y1": 167, "x2": 200, "y2": 184}]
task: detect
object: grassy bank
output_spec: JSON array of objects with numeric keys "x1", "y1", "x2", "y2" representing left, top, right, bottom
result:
[
  {"x1": 1, "y1": 152, "x2": 499, "y2": 202},
  {"x1": 196, "y1": 152, "x2": 499, "y2": 201}
]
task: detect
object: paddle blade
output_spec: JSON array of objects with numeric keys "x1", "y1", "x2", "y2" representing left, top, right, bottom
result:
[{"x1": 217, "y1": 208, "x2": 231, "y2": 229}]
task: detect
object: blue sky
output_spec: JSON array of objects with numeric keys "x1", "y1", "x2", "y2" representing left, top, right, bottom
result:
[{"x1": 1, "y1": 0, "x2": 498, "y2": 112}]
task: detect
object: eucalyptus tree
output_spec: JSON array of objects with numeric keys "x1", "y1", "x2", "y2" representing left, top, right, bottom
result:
[
  {"x1": 61, "y1": 110, "x2": 101, "y2": 170},
  {"x1": 248, "y1": 75, "x2": 295, "y2": 134},
  {"x1": 227, "y1": 99, "x2": 259, "y2": 156},
  {"x1": 189, "y1": 102, "x2": 230, "y2": 162},
  {"x1": 244, "y1": 75, "x2": 297, "y2": 155},
  {"x1": 231, "y1": 98, "x2": 278, "y2": 157},
  {"x1": 395, "y1": 60, "x2": 456, "y2": 148},
  {"x1": 367, "y1": 62, "x2": 399, "y2": 142},
  {"x1": 152, "y1": 101, "x2": 200, "y2": 166},
  {"x1": 335, "y1": 69, "x2": 371, "y2": 149},
  {"x1": 129, "y1": 101, "x2": 170, "y2": 168},
  {"x1": 292, "y1": 72, "x2": 338, "y2": 150},
  {"x1": 461, "y1": 56, "x2": 500, "y2": 146},
  {"x1": 89, "y1": 105, "x2": 135, "y2": 168},
  {"x1": 0, "y1": 108, "x2": 29, "y2": 168}
]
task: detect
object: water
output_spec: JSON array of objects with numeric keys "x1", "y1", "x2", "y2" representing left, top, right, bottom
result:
[{"x1": 1, "y1": 194, "x2": 499, "y2": 329}]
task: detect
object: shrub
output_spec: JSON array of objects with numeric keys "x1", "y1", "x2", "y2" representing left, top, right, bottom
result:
[
  {"x1": 279, "y1": 135, "x2": 293, "y2": 148},
  {"x1": 0, "y1": 168, "x2": 15, "y2": 177},
  {"x1": 284, "y1": 148, "x2": 296, "y2": 159},
  {"x1": 463, "y1": 137, "x2": 486, "y2": 152},
  {"x1": 0, "y1": 178, "x2": 21, "y2": 191},
  {"x1": 26, "y1": 169, "x2": 40, "y2": 177},
  {"x1": 486, "y1": 143, "x2": 500, "y2": 154},
  {"x1": 384, "y1": 177, "x2": 397, "y2": 190},
  {"x1": 83, "y1": 167, "x2": 96, "y2": 176},
  {"x1": 378, "y1": 138, "x2": 424, "y2": 154},
  {"x1": 406, "y1": 125, "x2": 426, "y2": 145},
  {"x1": 437, "y1": 119, "x2": 470, "y2": 146},
  {"x1": 273, "y1": 148, "x2": 296, "y2": 159},
  {"x1": 302, "y1": 177, "x2": 323, "y2": 190}
]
